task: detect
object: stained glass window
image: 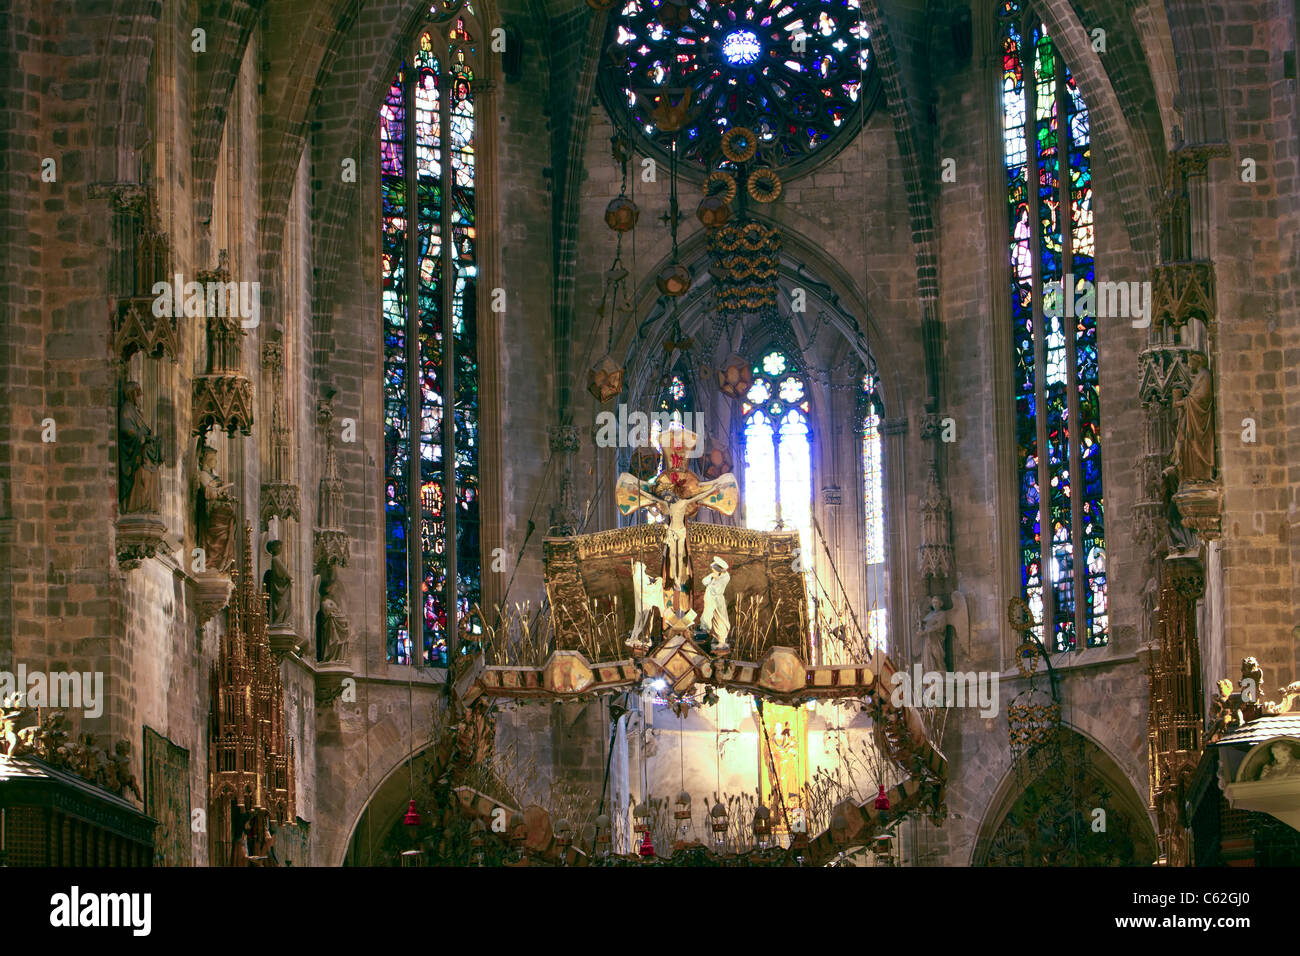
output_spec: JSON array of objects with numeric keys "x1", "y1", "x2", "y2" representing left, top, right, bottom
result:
[
  {"x1": 602, "y1": 0, "x2": 876, "y2": 172},
  {"x1": 999, "y1": 1, "x2": 1105, "y2": 652},
  {"x1": 383, "y1": 3, "x2": 481, "y2": 666},
  {"x1": 742, "y1": 349, "x2": 812, "y2": 561}
]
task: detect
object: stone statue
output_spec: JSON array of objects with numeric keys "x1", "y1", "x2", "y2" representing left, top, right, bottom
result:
[
  {"x1": 628, "y1": 560, "x2": 665, "y2": 651},
  {"x1": 195, "y1": 441, "x2": 238, "y2": 572},
  {"x1": 916, "y1": 595, "x2": 950, "y2": 675},
  {"x1": 118, "y1": 381, "x2": 163, "y2": 514},
  {"x1": 316, "y1": 564, "x2": 350, "y2": 662},
  {"x1": 699, "y1": 556, "x2": 731, "y2": 649},
  {"x1": 263, "y1": 539, "x2": 293, "y2": 627},
  {"x1": 1168, "y1": 352, "x2": 1215, "y2": 483}
]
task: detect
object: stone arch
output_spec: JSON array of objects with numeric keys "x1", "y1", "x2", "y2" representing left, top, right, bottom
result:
[
  {"x1": 338, "y1": 738, "x2": 452, "y2": 866},
  {"x1": 970, "y1": 724, "x2": 1158, "y2": 866}
]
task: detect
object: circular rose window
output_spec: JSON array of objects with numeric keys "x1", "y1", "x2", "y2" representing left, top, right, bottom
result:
[{"x1": 601, "y1": 0, "x2": 878, "y2": 176}]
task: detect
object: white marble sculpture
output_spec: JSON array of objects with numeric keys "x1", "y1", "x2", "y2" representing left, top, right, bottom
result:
[
  {"x1": 629, "y1": 560, "x2": 665, "y2": 651},
  {"x1": 700, "y1": 556, "x2": 731, "y2": 650}
]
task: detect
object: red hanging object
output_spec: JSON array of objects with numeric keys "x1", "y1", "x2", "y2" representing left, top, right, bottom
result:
[
  {"x1": 874, "y1": 785, "x2": 890, "y2": 812},
  {"x1": 638, "y1": 829, "x2": 656, "y2": 858},
  {"x1": 403, "y1": 799, "x2": 422, "y2": 828}
]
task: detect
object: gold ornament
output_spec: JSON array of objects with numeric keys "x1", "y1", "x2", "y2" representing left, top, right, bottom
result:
[
  {"x1": 747, "y1": 167, "x2": 782, "y2": 203},
  {"x1": 656, "y1": 262, "x2": 692, "y2": 297},
  {"x1": 587, "y1": 354, "x2": 626, "y2": 404},
  {"x1": 604, "y1": 195, "x2": 639, "y2": 232},
  {"x1": 696, "y1": 194, "x2": 731, "y2": 229},
  {"x1": 721, "y1": 126, "x2": 758, "y2": 164},
  {"x1": 704, "y1": 170, "x2": 738, "y2": 203},
  {"x1": 716, "y1": 354, "x2": 754, "y2": 398}
]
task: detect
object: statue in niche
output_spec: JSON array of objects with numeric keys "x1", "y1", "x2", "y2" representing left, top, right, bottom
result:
[
  {"x1": 916, "y1": 595, "x2": 951, "y2": 675},
  {"x1": 263, "y1": 539, "x2": 293, "y2": 628},
  {"x1": 195, "y1": 441, "x2": 238, "y2": 572},
  {"x1": 118, "y1": 381, "x2": 163, "y2": 514},
  {"x1": 1167, "y1": 352, "x2": 1215, "y2": 484},
  {"x1": 316, "y1": 564, "x2": 350, "y2": 662},
  {"x1": 1160, "y1": 465, "x2": 1200, "y2": 554}
]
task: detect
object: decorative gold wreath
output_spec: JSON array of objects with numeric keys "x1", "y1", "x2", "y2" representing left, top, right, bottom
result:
[
  {"x1": 720, "y1": 126, "x2": 758, "y2": 164},
  {"x1": 1014, "y1": 639, "x2": 1040, "y2": 678},
  {"x1": 747, "y1": 168, "x2": 783, "y2": 203},
  {"x1": 704, "y1": 170, "x2": 738, "y2": 203}
]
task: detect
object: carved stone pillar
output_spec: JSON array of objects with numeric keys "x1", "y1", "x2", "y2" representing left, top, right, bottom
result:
[
  {"x1": 548, "y1": 424, "x2": 582, "y2": 536},
  {"x1": 917, "y1": 412, "x2": 953, "y2": 583},
  {"x1": 1147, "y1": 553, "x2": 1205, "y2": 867},
  {"x1": 313, "y1": 394, "x2": 350, "y2": 571},
  {"x1": 259, "y1": 332, "x2": 301, "y2": 527}
]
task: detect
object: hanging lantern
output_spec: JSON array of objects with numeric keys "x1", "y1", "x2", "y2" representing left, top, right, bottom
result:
[
  {"x1": 873, "y1": 830, "x2": 895, "y2": 860},
  {"x1": 554, "y1": 817, "x2": 572, "y2": 865},
  {"x1": 716, "y1": 354, "x2": 754, "y2": 399},
  {"x1": 469, "y1": 818, "x2": 486, "y2": 867},
  {"x1": 508, "y1": 811, "x2": 527, "y2": 847},
  {"x1": 402, "y1": 799, "x2": 421, "y2": 838},
  {"x1": 874, "y1": 784, "x2": 891, "y2": 812},
  {"x1": 594, "y1": 812, "x2": 612, "y2": 856},
  {"x1": 789, "y1": 828, "x2": 809, "y2": 866},
  {"x1": 632, "y1": 800, "x2": 652, "y2": 834},
  {"x1": 700, "y1": 438, "x2": 733, "y2": 479},
  {"x1": 655, "y1": 262, "x2": 692, "y2": 297},
  {"x1": 587, "y1": 353, "x2": 625, "y2": 403},
  {"x1": 752, "y1": 805, "x2": 772, "y2": 848},
  {"x1": 696, "y1": 194, "x2": 731, "y2": 229},
  {"x1": 673, "y1": 791, "x2": 694, "y2": 847},
  {"x1": 605, "y1": 195, "x2": 639, "y2": 232},
  {"x1": 710, "y1": 799, "x2": 729, "y2": 850}
]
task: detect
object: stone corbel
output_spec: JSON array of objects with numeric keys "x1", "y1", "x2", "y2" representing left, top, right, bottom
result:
[{"x1": 115, "y1": 513, "x2": 170, "y2": 570}]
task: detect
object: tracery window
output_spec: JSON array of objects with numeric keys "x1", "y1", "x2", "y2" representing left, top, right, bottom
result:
[
  {"x1": 861, "y1": 373, "x2": 884, "y2": 566},
  {"x1": 741, "y1": 349, "x2": 812, "y2": 560},
  {"x1": 602, "y1": 0, "x2": 877, "y2": 173},
  {"x1": 999, "y1": 0, "x2": 1106, "y2": 652},
  {"x1": 644, "y1": 363, "x2": 696, "y2": 526},
  {"x1": 861, "y1": 373, "x2": 887, "y2": 654},
  {"x1": 381, "y1": 3, "x2": 481, "y2": 666}
]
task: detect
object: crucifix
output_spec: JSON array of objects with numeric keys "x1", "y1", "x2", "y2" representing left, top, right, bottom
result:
[{"x1": 615, "y1": 428, "x2": 738, "y2": 632}]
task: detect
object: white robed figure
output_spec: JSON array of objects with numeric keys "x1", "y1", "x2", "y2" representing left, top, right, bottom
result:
[{"x1": 699, "y1": 556, "x2": 732, "y2": 650}]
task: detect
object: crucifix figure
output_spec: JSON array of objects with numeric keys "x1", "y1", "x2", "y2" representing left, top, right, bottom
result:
[{"x1": 615, "y1": 428, "x2": 739, "y2": 628}]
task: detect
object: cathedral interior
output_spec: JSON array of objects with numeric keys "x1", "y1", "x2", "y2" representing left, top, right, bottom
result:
[{"x1": 1, "y1": 0, "x2": 1299, "y2": 871}]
